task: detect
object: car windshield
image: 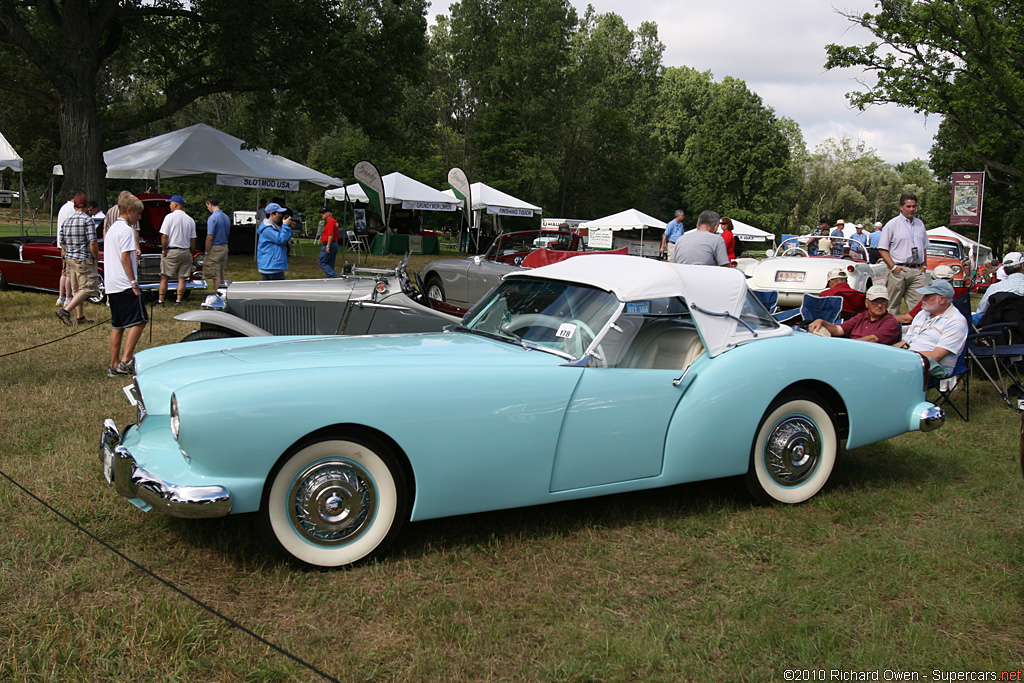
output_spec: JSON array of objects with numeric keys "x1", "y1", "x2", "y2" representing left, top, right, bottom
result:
[
  {"x1": 461, "y1": 277, "x2": 620, "y2": 358},
  {"x1": 927, "y1": 243, "x2": 961, "y2": 258}
]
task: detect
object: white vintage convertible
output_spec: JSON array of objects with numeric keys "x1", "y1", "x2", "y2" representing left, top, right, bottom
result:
[{"x1": 737, "y1": 236, "x2": 887, "y2": 308}]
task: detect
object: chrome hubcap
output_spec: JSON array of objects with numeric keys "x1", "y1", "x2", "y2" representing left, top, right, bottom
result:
[
  {"x1": 289, "y1": 459, "x2": 376, "y2": 545},
  {"x1": 765, "y1": 416, "x2": 820, "y2": 485}
]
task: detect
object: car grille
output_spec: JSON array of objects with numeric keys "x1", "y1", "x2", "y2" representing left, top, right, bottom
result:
[
  {"x1": 244, "y1": 303, "x2": 316, "y2": 335},
  {"x1": 137, "y1": 255, "x2": 162, "y2": 284}
]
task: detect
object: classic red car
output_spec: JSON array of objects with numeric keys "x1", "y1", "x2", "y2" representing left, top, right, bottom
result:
[
  {"x1": 926, "y1": 236, "x2": 973, "y2": 288},
  {"x1": 0, "y1": 193, "x2": 205, "y2": 300}
]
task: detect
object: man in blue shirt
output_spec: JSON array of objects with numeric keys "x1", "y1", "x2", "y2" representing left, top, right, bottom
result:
[
  {"x1": 868, "y1": 221, "x2": 883, "y2": 262},
  {"x1": 204, "y1": 196, "x2": 231, "y2": 290},
  {"x1": 660, "y1": 210, "x2": 685, "y2": 260}
]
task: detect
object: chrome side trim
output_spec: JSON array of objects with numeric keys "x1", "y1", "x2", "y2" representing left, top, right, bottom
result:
[
  {"x1": 919, "y1": 405, "x2": 945, "y2": 432},
  {"x1": 101, "y1": 418, "x2": 231, "y2": 519}
]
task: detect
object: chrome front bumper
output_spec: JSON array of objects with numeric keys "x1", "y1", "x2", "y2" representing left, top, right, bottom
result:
[
  {"x1": 100, "y1": 419, "x2": 231, "y2": 519},
  {"x1": 919, "y1": 405, "x2": 946, "y2": 432}
]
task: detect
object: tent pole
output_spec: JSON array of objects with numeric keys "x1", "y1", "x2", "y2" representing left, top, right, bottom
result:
[{"x1": 18, "y1": 170, "x2": 24, "y2": 237}]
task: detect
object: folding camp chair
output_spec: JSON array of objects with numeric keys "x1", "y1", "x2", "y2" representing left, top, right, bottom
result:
[
  {"x1": 772, "y1": 294, "x2": 843, "y2": 326},
  {"x1": 928, "y1": 340, "x2": 970, "y2": 421},
  {"x1": 953, "y1": 294, "x2": 1024, "y2": 409},
  {"x1": 751, "y1": 290, "x2": 778, "y2": 315}
]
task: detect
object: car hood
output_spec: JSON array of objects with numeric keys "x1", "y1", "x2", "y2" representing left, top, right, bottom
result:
[
  {"x1": 133, "y1": 332, "x2": 557, "y2": 415},
  {"x1": 224, "y1": 275, "x2": 389, "y2": 303}
]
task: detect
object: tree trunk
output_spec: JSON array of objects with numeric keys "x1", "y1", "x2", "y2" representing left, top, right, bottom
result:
[{"x1": 56, "y1": 82, "x2": 106, "y2": 205}]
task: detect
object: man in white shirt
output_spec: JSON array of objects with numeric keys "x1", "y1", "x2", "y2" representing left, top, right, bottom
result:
[
  {"x1": 103, "y1": 193, "x2": 148, "y2": 377},
  {"x1": 157, "y1": 194, "x2": 196, "y2": 305},
  {"x1": 878, "y1": 193, "x2": 931, "y2": 314},
  {"x1": 893, "y1": 279, "x2": 968, "y2": 378}
]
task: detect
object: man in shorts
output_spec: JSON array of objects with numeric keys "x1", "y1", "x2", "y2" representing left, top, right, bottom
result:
[
  {"x1": 56, "y1": 193, "x2": 101, "y2": 326},
  {"x1": 204, "y1": 196, "x2": 231, "y2": 290},
  {"x1": 104, "y1": 193, "x2": 149, "y2": 377},
  {"x1": 157, "y1": 194, "x2": 196, "y2": 305}
]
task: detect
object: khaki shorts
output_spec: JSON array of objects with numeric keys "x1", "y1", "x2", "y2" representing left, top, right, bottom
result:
[
  {"x1": 66, "y1": 258, "x2": 100, "y2": 296},
  {"x1": 60, "y1": 248, "x2": 69, "y2": 276},
  {"x1": 204, "y1": 244, "x2": 228, "y2": 280},
  {"x1": 161, "y1": 249, "x2": 193, "y2": 278}
]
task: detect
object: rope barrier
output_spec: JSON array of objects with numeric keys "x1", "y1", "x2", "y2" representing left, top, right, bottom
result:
[{"x1": 0, "y1": 469, "x2": 342, "y2": 683}]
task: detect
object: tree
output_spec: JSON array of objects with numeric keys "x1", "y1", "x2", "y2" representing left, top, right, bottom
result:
[
  {"x1": 824, "y1": 0, "x2": 1024, "y2": 188},
  {"x1": 0, "y1": 0, "x2": 428, "y2": 201}
]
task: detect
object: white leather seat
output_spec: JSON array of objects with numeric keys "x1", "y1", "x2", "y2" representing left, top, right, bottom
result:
[{"x1": 621, "y1": 321, "x2": 705, "y2": 370}]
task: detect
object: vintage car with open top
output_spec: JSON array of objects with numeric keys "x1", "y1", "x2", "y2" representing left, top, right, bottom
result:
[{"x1": 101, "y1": 255, "x2": 944, "y2": 568}]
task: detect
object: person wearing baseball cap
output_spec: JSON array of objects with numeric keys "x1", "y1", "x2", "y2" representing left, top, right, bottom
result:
[
  {"x1": 256, "y1": 201, "x2": 291, "y2": 280},
  {"x1": 895, "y1": 264, "x2": 967, "y2": 324},
  {"x1": 819, "y1": 266, "x2": 865, "y2": 319},
  {"x1": 995, "y1": 250, "x2": 1022, "y2": 282},
  {"x1": 975, "y1": 251, "x2": 1024, "y2": 325},
  {"x1": 157, "y1": 194, "x2": 196, "y2": 305},
  {"x1": 894, "y1": 278, "x2": 968, "y2": 377},
  {"x1": 318, "y1": 206, "x2": 341, "y2": 278},
  {"x1": 808, "y1": 284, "x2": 900, "y2": 344}
]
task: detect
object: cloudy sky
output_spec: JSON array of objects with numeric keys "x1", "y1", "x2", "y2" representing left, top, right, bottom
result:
[{"x1": 427, "y1": 0, "x2": 938, "y2": 165}]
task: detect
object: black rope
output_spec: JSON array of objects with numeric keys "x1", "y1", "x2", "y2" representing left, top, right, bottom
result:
[
  {"x1": 0, "y1": 317, "x2": 111, "y2": 358},
  {"x1": 0, "y1": 468, "x2": 341, "y2": 683}
]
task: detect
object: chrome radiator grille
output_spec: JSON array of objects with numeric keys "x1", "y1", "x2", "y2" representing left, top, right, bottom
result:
[{"x1": 243, "y1": 304, "x2": 316, "y2": 335}]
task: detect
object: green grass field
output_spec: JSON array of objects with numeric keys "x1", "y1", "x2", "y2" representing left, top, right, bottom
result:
[{"x1": 1, "y1": 250, "x2": 1022, "y2": 681}]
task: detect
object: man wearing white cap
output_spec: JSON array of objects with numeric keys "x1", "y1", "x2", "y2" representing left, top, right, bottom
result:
[
  {"x1": 893, "y1": 279, "x2": 968, "y2": 378},
  {"x1": 819, "y1": 266, "x2": 865, "y2": 319},
  {"x1": 995, "y1": 251, "x2": 1021, "y2": 282},
  {"x1": 867, "y1": 221, "x2": 883, "y2": 263},
  {"x1": 808, "y1": 284, "x2": 900, "y2": 344},
  {"x1": 975, "y1": 252, "x2": 1024, "y2": 324}
]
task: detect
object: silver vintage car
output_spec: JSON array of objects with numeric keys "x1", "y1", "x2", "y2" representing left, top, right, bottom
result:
[{"x1": 174, "y1": 255, "x2": 465, "y2": 342}]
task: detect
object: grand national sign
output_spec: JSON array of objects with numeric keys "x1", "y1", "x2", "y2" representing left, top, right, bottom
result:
[{"x1": 949, "y1": 172, "x2": 984, "y2": 227}]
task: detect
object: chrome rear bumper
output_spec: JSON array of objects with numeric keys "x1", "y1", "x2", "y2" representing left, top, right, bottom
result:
[
  {"x1": 919, "y1": 405, "x2": 945, "y2": 432},
  {"x1": 100, "y1": 419, "x2": 231, "y2": 519}
]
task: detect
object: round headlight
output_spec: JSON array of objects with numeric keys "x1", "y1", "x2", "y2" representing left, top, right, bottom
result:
[
  {"x1": 170, "y1": 393, "x2": 180, "y2": 441},
  {"x1": 951, "y1": 265, "x2": 962, "y2": 274},
  {"x1": 201, "y1": 293, "x2": 226, "y2": 311}
]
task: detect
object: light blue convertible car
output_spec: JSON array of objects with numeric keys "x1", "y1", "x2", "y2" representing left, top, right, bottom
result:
[{"x1": 101, "y1": 255, "x2": 944, "y2": 568}]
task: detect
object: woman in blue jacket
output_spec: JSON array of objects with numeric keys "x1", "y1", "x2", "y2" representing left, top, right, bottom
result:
[{"x1": 256, "y1": 202, "x2": 293, "y2": 280}]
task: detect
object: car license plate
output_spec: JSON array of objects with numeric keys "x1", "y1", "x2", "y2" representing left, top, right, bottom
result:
[{"x1": 775, "y1": 271, "x2": 805, "y2": 283}]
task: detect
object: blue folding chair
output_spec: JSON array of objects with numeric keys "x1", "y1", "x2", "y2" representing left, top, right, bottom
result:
[
  {"x1": 751, "y1": 290, "x2": 778, "y2": 315},
  {"x1": 954, "y1": 294, "x2": 1024, "y2": 409},
  {"x1": 928, "y1": 339, "x2": 970, "y2": 421},
  {"x1": 773, "y1": 294, "x2": 843, "y2": 326}
]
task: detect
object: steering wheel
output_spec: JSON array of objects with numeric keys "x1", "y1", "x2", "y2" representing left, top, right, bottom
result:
[
  {"x1": 502, "y1": 314, "x2": 605, "y2": 363},
  {"x1": 783, "y1": 247, "x2": 809, "y2": 257},
  {"x1": 568, "y1": 318, "x2": 603, "y2": 362}
]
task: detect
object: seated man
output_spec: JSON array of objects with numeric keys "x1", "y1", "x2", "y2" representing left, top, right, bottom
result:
[
  {"x1": 892, "y1": 279, "x2": 968, "y2": 378},
  {"x1": 895, "y1": 265, "x2": 968, "y2": 324},
  {"x1": 819, "y1": 267, "x2": 865, "y2": 320},
  {"x1": 808, "y1": 285, "x2": 900, "y2": 344},
  {"x1": 973, "y1": 252, "x2": 1024, "y2": 326}
]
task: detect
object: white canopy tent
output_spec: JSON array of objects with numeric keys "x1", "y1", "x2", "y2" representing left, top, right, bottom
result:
[
  {"x1": 580, "y1": 208, "x2": 666, "y2": 255},
  {"x1": 53, "y1": 123, "x2": 343, "y2": 191},
  {"x1": 325, "y1": 172, "x2": 460, "y2": 210},
  {"x1": 441, "y1": 181, "x2": 542, "y2": 251},
  {"x1": 0, "y1": 131, "x2": 25, "y2": 235},
  {"x1": 928, "y1": 225, "x2": 993, "y2": 269},
  {"x1": 717, "y1": 217, "x2": 776, "y2": 245}
]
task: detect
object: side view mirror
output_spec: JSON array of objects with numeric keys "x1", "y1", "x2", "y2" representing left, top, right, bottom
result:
[{"x1": 473, "y1": 255, "x2": 483, "y2": 265}]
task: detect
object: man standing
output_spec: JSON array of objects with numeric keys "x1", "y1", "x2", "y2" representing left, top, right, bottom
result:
[
  {"x1": 204, "y1": 196, "x2": 231, "y2": 290},
  {"x1": 808, "y1": 285, "x2": 900, "y2": 345},
  {"x1": 672, "y1": 210, "x2": 730, "y2": 267},
  {"x1": 893, "y1": 279, "x2": 968, "y2": 378},
  {"x1": 318, "y1": 206, "x2": 341, "y2": 278},
  {"x1": 56, "y1": 194, "x2": 101, "y2": 325},
  {"x1": 55, "y1": 188, "x2": 83, "y2": 307},
  {"x1": 157, "y1": 194, "x2": 196, "y2": 306},
  {"x1": 829, "y1": 219, "x2": 846, "y2": 256},
  {"x1": 104, "y1": 193, "x2": 148, "y2": 377},
  {"x1": 878, "y1": 193, "x2": 930, "y2": 315},
  {"x1": 850, "y1": 223, "x2": 868, "y2": 258},
  {"x1": 660, "y1": 210, "x2": 685, "y2": 260},
  {"x1": 256, "y1": 202, "x2": 292, "y2": 280},
  {"x1": 868, "y1": 221, "x2": 883, "y2": 263}
]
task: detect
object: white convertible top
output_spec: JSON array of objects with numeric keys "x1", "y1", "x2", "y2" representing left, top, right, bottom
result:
[{"x1": 510, "y1": 254, "x2": 789, "y2": 357}]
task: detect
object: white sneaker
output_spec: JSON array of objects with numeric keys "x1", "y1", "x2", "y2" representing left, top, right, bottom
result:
[{"x1": 56, "y1": 297, "x2": 66, "y2": 306}]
